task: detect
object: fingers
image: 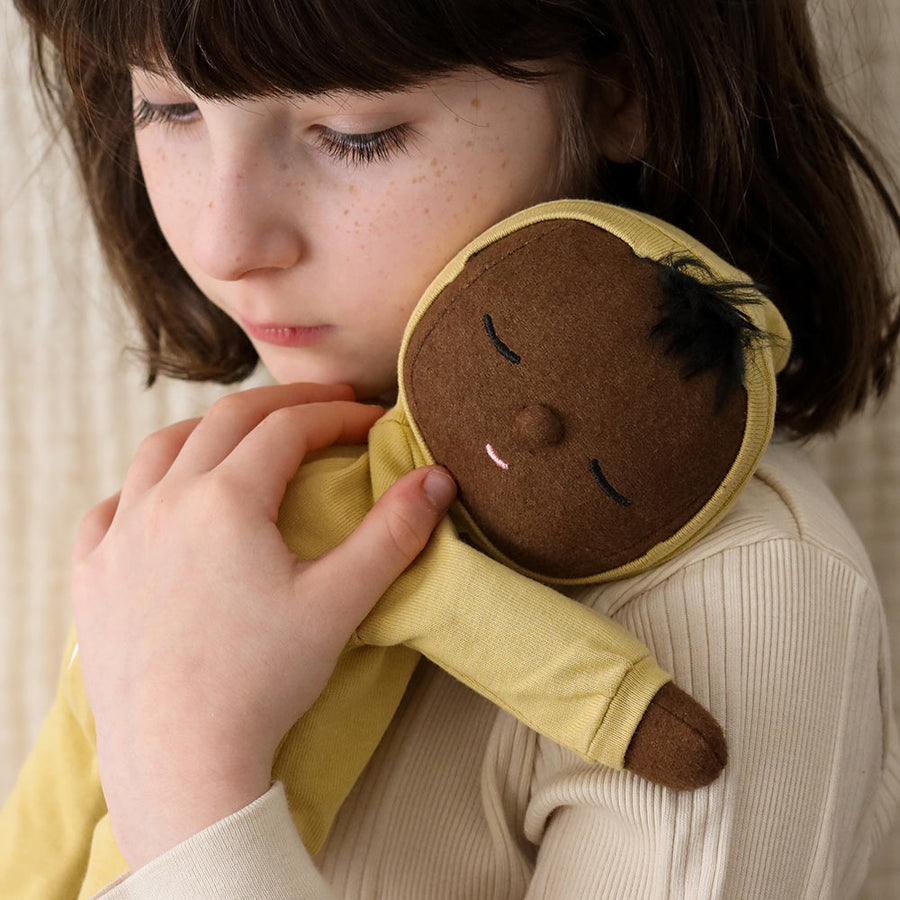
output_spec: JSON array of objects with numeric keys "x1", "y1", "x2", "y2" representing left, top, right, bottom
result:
[
  {"x1": 170, "y1": 382, "x2": 356, "y2": 476},
  {"x1": 72, "y1": 492, "x2": 120, "y2": 562},
  {"x1": 308, "y1": 466, "x2": 457, "y2": 627},
  {"x1": 217, "y1": 401, "x2": 385, "y2": 514},
  {"x1": 119, "y1": 418, "x2": 202, "y2": 504},
  {"x1": 117, "y1": 383, "x2": 357, "y2": 505}
]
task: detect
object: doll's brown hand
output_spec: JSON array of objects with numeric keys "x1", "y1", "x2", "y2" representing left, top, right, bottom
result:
[
  {"x1": 623, "y1": 682, "x2": 727, "y2": 789},
  {"x1": 70, "y1": 382, "x2": 456, "y2": 870}
]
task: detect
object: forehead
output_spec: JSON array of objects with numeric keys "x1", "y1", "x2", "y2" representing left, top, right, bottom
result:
[{"x1": 407, "y1": 220, "x2": 668, "y2": 407}]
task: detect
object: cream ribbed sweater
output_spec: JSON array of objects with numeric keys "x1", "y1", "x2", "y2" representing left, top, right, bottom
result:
[{"x1": 93, "y1": 441, "x2": 899, "y2": 898}]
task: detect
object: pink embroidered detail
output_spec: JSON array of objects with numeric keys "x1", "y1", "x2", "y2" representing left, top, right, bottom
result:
[{"x1": 485, "y1": 443, "x2": 509, "y2": 470}]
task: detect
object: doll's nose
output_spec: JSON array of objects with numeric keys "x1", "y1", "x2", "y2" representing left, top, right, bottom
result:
[{"x1": 513, "y1": 404, "x2": 565, "y2": 449}]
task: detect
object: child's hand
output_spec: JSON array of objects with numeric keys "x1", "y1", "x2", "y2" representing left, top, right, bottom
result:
[{"x1": 70, "y1": 382, "x2": 457, "y2": 869}]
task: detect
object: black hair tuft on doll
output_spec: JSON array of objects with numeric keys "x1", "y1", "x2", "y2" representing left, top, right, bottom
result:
[{"x1": 652, "y1": 255, "x2": 772, "y2": 412}]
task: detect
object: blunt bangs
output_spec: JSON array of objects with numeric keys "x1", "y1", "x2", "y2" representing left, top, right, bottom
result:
[{"x1": 60, "y1": 0, "x2": 612, "y2": 98}]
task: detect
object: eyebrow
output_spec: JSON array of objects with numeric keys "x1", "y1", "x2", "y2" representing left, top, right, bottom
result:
[{"x1": 483, "y1": 314, "x2": 521, "y2": 364}]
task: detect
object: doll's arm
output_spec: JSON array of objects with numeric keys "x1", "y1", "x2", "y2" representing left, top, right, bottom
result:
[
  {"x1": 273, "y1": 444, "x2": 721, "y2": 859},
  {"x1": 0, "y1": 629, "x2": 129, "y2": 898},
  {"x1": 357, "y1": 522, "x2": 725, "y2": 786}
]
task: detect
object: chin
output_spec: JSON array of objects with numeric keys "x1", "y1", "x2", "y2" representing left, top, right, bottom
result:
[
  {"x1": 257, "y1": 353, "x2": 337, "y2": 388},
  {"x1": 261, "y1": 361, "x2": 396, "y2": 402}
]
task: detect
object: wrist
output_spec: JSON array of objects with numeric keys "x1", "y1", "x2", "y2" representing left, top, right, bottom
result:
[{"x1": 101, "y1": 745, "x2": 272, "y2": 869}]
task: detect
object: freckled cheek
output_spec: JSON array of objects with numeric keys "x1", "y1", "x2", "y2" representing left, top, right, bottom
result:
[
  {"x1": 429, "y1": 137, "x2": 526, "y2": 223},
  {"x1": 139, "y1": 146, "x2": 205, "y2": 239},
  {"x1": 320, "y1": 157, "x2": 490, "y2": 307},
  {"x1": 324, "y1": 174, "x2": 425, "y2": 248}
]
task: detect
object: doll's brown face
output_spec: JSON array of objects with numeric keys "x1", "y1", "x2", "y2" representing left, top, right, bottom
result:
[{"x1": 403, "y1": 219, "x2": 747, "y2": 579}]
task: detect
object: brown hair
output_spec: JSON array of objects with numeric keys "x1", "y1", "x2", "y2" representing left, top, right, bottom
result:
[{"x1": 15, "y1": 0, "x2": 900, "y2": 436}]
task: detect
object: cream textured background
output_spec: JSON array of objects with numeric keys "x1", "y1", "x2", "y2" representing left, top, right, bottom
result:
[{"x1": 1, "y1": 2, "x2": 898, "y2": 895}]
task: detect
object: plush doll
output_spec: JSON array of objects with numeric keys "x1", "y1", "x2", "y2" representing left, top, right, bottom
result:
[
  {"x1": 270, "y1": 201, "x2": 790, "y2": 854},
  {"x1": 21, "y1": 201, "x2": 790, "y2": 896}
]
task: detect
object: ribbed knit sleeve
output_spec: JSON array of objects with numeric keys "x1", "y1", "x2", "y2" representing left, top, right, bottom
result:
[
  {"x1": 524, "y1": 539, "x2": 898, "y2": 898},
  {"x1": 92, "y1": 784, "x2": 334, "y2": 900}
]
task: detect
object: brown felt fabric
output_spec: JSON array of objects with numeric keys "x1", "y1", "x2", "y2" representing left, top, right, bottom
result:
[
  {"x1": 623, "y1": 682, "x2": 727, "y2": 790},
  {"x1": 404, "y1": 219, "x2": 747, "y2": 579}
]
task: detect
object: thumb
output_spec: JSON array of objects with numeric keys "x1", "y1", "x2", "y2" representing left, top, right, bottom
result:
[{"x1": 311, "y1": 466, "x2": 457, "y2": 623}]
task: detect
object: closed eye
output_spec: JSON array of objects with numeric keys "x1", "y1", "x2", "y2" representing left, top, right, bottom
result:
[
  {"x1": 133, "y1": 99, "x2": 200, "y2": 129},
  {"x1": 483, "y1": 314, "x2": 521, "y2": 364},
  {"x1": 590, "y1": 459, "x2": 632, "y2": 506},
  {"x1": 312, "y1": 124, "x2": 415, "y2": 166}
]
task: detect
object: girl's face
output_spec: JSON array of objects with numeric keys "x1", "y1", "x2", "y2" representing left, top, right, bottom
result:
[{"x1": 132, "y1": 68, "x2": 566, "y2": 399}]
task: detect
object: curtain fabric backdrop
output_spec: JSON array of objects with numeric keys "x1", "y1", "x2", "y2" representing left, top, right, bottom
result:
[{"x1": 1, "y1": 2, "x2": 898, "y2": 895}]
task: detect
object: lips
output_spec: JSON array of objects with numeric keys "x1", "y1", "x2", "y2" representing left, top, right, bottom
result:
[{"x1": 240, "y1": 317, "x2": 334, "y2": 348}]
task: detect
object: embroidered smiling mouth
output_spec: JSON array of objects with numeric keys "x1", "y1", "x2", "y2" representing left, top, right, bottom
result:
[{"x1": 485, "y1": 443, "x2": 509, "y2": 470}]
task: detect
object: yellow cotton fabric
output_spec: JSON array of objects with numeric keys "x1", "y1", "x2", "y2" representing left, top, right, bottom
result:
[
  {"x1": 0, "y1": 630, "x2": 128, "y2": 898},
  {"x1": 0, "y1": 201, "x2": 788, "y2": 898}
]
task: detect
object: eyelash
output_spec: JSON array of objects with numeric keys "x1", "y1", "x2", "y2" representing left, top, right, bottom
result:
[
  {"x1": 132, "y1": 99, "x2": 198, "y2": 129},
  {"x1": 312, "y1": 124, "x2": 415, "y2": 166},
  {"x1": 132, "y1": 99, "x2": 414, "y2": 166}
]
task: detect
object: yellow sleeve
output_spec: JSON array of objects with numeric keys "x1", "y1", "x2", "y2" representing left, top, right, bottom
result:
[
  {"x1": 0, "y1": 628, "x2": 128, "y2": 899},
  {"x1": 358, "y1": 524, "x2": 671, "y2": 769}
]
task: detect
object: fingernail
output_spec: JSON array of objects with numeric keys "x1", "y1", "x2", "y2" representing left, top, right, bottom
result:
[{"x1": 422, "y1": 469, "x2": 457, "y2": 511}]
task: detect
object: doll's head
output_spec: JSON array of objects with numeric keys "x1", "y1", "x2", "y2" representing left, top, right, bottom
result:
[{"x1": 400, "y1": 201, "x2": 791, "y2": 582}]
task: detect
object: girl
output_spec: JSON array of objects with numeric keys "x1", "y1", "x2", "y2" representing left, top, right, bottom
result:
[{"x1": 5, "y1": 0, "x2": 900, "y2": 896}]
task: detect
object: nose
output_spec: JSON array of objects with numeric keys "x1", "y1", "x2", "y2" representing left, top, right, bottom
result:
[
  {"x1": 513, "y1": 404, "x2": 565, "y2": 449},
  {"x1": 190, "y1": 154, "x2": 305, "y2": 282}
]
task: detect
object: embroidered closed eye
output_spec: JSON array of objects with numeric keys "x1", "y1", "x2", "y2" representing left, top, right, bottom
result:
[
  {"x1": 590, "y1": 459, "x2": 632, "y2": 507},
  {"x1": 483, "y1": 314, "x2": 521, "y2": 364}
]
